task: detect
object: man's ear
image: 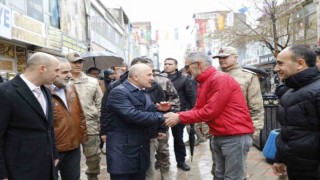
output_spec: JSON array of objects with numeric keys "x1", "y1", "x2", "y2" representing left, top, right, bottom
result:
[
  {"x1": 39, "y1": 65, "x2": 46, "y2": 73},
  {"x1": 296, "y1": 58, "x2": 307, "y2": 70},
  {"x1": 132, "y1": 74, "x2": 139, "y2": 81}
]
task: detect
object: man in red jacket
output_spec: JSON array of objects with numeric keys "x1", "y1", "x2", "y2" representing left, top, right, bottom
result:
[{"x1": 164, "y1": 52, "x2": 254, "y2": 179}]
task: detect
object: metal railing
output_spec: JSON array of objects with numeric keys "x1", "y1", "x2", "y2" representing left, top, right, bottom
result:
[{"x1": 253, "y1": 94, "x2": 281, "y2": 150}]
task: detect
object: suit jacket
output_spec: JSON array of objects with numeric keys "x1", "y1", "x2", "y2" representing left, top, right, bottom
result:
[
  {"x1": 102, "y1": 80, "x2": 164, "y2": 174},
  {"x1": 0, "y1": 75, "x2": 58, "y2": 179}
]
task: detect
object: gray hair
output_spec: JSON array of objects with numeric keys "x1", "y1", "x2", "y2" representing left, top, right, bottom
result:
[{"x1": 185, "y1": 52, "x2": 212, "y2": 65}]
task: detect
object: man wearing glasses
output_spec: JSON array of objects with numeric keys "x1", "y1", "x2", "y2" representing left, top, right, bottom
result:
[
  {"x1": 164, "y1": 52, "x2": 254, "y2": 180},
  {"x1": 212, "y1": 46, "x2": 264, "y2": 179},
  {"x1": 162, "y1": 58, "x2": 197, "y2": 171}
]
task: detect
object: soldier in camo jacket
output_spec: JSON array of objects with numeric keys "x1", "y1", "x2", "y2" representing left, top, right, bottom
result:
[{"x1": 152, "y1": 70, "x2": 180, "y2": 180}]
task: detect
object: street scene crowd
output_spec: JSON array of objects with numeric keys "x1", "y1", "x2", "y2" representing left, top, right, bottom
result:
[{"x1": 1, "y1": 44, "x2": 320, "y2": 180}]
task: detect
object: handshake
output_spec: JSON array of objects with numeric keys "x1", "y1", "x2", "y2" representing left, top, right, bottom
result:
[{"x1": 156, "y1": 102, "x2": 181, "y2": 127}]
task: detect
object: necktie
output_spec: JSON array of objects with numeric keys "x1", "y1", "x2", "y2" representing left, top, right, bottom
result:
[{"x1": 33, "y1": 88, "x2": 46, "y2": 114}]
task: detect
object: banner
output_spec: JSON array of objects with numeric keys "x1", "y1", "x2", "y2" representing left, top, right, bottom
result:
[
  {"x1": 0, "y1": 4, "x2": 12, "y2": 39},
  {"x1": 217, "y1": 15, "x2": 225, "y2": 31},
  {"x1": 226, "y1": 12, "x2": 234, "y2": 27}
]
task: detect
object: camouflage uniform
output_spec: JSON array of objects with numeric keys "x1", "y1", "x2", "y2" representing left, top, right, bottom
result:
[
  {"x1": 210, "y1": 64, "x2": 264, "y2": 176},
  {"x1": 221, "y1": 64, "x2": 264, "y2": 134},
  {"x1": 185, "y1": 123, "x2": 208, "y2": 144},
  {"x1": 71, "y1": 72, "x2": 103, "y2": 179},
  {"x1": 154, "y1": 72, "x2": 180, "y2": 180},
  {"x1": 154, "y1": 72, "x2": 180, "y2": 112}
]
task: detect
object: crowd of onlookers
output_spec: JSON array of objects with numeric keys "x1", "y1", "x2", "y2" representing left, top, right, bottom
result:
[{"x1": 1, "y1": 44, "x2": 320, "y2": 180}]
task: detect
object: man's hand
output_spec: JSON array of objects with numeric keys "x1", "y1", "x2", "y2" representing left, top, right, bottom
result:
[
  {"x1": 157, "y1": 132, "x2": 166, "y2": 140},
  {"x1": 156, "y1": 102, "x2": 171, "y2": 112},
  {"x1": 54, "y1": 159, "x2": 59, "y2": 167},
  {"x1": 101, "y1": 135, "x2": 107, "y2": 143},
  {"x1": 272, "y1": 163, "x2": 287, "y2": 176},
  {"x1": 164, "y1": 112, "x2": 181, "y2": 127}
]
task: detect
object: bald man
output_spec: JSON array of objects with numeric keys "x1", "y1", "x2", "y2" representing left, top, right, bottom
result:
[
  {"x1": 0, "y1": 52, "x2": 60, "y2": 180},
  {"x1": 101, "y1": 64, "x2": 169, "y2": 180}
]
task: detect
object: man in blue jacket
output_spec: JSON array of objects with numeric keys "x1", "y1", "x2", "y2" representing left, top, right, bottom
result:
[{"x1": 100, "y1": 63, "x2": 170, "y2": 180}]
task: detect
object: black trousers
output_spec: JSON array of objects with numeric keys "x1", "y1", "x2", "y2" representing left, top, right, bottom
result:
[
  {"x1": 287, "y1": 168, "x2": 320, "y2": 180},
  {"x1": 110, "y1": 172, "x2": 146, "y2": 180},
  {"x1": 55, "y1": 147, "x2": 81, "y2": 180},
  {"x1": 171, "y1": 123, "x2": 186, "y2": 163}
]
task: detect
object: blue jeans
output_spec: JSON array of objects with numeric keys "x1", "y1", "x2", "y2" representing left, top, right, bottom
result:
[
  {"x1": 212, "y1": 134, "x2": 252, "y2": 180},
  {"x1": 55, "y1": 147, "x2": 81, "y2": 180}
]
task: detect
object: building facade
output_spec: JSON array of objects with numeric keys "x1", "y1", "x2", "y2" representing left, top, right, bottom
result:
[{"x1": 0, "y1": 0, "x2": 130, "y2": 80}]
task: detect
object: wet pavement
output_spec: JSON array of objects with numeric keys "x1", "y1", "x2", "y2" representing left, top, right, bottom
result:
[{"x1": 80, "y1": 131, "x2": 288, "y2": 180}]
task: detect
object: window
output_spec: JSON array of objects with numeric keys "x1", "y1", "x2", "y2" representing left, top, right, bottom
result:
[{"x1": 6, "y1": 0, "x2": 59, "y2": 28}]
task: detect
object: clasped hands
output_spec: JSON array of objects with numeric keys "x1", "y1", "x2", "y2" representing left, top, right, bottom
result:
[
  {"x1": 156, "y1": 102, "x2": 181, "y2": 127},
  {"x1": 163, "y1": 112, "x2": 181, "y2": 127}
]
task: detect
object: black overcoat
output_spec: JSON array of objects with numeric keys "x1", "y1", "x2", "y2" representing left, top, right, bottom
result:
[{"x1": 0, "y1": 75, "x2": 58, "y2": 179}]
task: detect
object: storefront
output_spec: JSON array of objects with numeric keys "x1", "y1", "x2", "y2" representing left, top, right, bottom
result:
[
  {"x1": 0, "y1": 3, "x2": 62, "y2": 80},
  {"x1": 0, "y1": 40, "x2": 27, "y2": 80},
  {"x1": 0, "y1": 3, "x2": 27, "y2": 80}
]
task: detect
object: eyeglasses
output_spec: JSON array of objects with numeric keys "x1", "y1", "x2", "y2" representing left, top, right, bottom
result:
[{"x1": 184, "y1": 62, "x2": 198, "y2": 70}]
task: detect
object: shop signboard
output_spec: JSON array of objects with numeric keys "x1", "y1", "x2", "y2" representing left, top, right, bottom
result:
[
  {"x1": 61, "y1": 34, "x2": 87, "y2": 54},
  {"x1": 0, "y1": 4, "x2": 12, "y2": 39},
  {"x1": 0, "y1": 60, "x2": 14, "y2": 71},
  {"x1": 11, "y1": 10, "x2": 46, "y2": 47},
  {"x1": 47, "y1": 26, "x2": 62, "y2": 50}
]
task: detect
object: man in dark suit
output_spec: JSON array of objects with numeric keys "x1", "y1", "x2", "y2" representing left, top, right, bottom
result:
[
  {"x1": 0, "y1": 52, "x2": 60, "y2": 179},
  {"x1": 100, "y1": 63, "x2": 170, "y2": 180}
]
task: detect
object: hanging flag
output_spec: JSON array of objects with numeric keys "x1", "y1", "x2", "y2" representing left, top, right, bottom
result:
[
  {"x1": 155, "y1": 30, "x2": 159, "y2": 44},
  {"x1": 164, "y1": 29, "x2": 169, "y2": 40},
  {"x1": 217, "y1": 15, "x2": 225, "y2": 31},
  {"x1": 174, "y1": 28, "x2": 179, "y2": 40},
  {"x1": 195, "y1": 22, "x2": 200, "y2": 30},
  {"x1": 226, "y1": 12, "x2": 234, "y2": 27},
  {"x1": 200, "y1": 22, "x2": 207, "y2": 34},
  {"x1": 147, "y1": 30, "x2": 151, "y2": 42},
  {"x1": 140, "y1": 29, "x2": 145, "y2": 40},
  {"x1": 208, "y1": 19, "x2": 216, "y2": 32},
  {"x1": 239, "y1": 7, "x2": 248, "y2": 14}
]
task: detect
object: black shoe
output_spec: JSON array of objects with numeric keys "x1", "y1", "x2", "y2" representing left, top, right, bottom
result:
[{"x1": 177, "y1": 162, "x2": 190, "y2": 171}]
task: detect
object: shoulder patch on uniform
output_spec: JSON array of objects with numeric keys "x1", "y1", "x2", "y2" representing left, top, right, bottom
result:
[{"x1": 241, "y1": 68, "x2": 256, "y2": 75}]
